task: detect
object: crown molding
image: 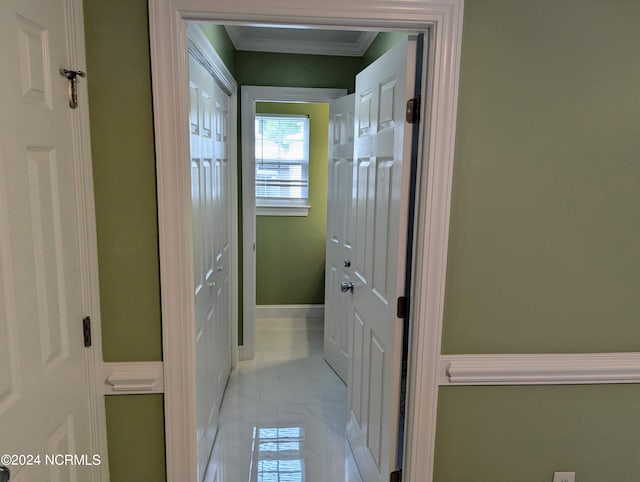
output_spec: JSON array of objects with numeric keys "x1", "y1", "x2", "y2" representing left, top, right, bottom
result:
[{"x1": 225, "y1": 26, "x2": 377, "y2": 56}]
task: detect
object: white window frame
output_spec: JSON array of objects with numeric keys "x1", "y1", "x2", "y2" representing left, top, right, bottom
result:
[{"x1": 254, "y1": 112, "x2": 311, "y2": 216}]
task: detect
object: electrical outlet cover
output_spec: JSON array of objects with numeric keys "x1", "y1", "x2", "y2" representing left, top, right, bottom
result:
[{"x1": 553, "y1": 472, "x2": 575, "y2": 482}]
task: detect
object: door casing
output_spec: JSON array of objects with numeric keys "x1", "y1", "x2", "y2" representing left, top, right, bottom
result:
[
  {"x1": 148, "y1": 0, "x2": 464, "y2": 481},
  {"x1": 240, "y1": 86, "x2": 346, "y2": 361}
]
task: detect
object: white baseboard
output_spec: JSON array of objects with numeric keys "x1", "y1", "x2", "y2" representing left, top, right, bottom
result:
[
  {"x1": 103, "y1": 361, "x2": 164, "y2": 394},
  {"x1": 438, "y1": 352, "x2": 640, "y2": 386},
  {"x1": 255, "y1": 304, "x2": 324, "y2": 319}
]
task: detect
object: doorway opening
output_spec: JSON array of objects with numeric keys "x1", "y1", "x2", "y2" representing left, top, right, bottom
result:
[
  {"x1": 150, "y1": 2, "x2": 463, "y2": 480},
  {"x1": 192, "y1": 22, "x2": 420, "y2": 482}
]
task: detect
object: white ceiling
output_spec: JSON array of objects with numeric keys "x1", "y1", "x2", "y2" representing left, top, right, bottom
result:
[{"x1": 224, "y1": 26, "x2": 378, "y2": 57}]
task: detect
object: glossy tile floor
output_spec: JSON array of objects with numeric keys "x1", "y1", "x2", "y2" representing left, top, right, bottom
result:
[{"x1": 204, "y1": 318, "x2": 363, "y2": 482}]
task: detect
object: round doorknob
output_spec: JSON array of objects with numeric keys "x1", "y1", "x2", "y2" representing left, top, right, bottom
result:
[
  {"x1": 340, "y1": 281, "x2": 355, "y2": 293},
  {"x1": 343, "y1": 259, "x2": 351, "y2": 268},
  {"x1": 0, "y1": 466, "x2": 10, "y2": 482}
]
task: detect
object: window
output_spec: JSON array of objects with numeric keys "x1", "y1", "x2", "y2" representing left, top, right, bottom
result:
[{"x1": 255, "y1": 114, "x2": 310, "y2": 216}]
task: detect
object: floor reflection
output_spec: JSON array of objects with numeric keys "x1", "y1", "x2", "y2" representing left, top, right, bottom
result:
[
  {"x1": 204, "y1": 317, "x2": 362, "y2": 482},
  {"x1": 251, "y1": 426, "x2": 305, "y2": 482}
]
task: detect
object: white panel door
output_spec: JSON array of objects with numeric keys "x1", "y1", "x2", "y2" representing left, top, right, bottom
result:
[
  {"x1": 189, "y1": 54, "x2": 232, "y2": 481},
  {"x1": 324, "y1": 94, "x2": 355, "y2": 383},
  {"x1": 347, "y1": 37, "x2": 419, "y2": 482},
  {"x1": 0, "y1": 1, "x2": 96, "y2": 481}
]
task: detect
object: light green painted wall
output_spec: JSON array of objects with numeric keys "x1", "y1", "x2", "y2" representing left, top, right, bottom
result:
[
  {"x1": 84, "y1": 1, "x2": 165, "y2": 480},
  {"x1": 362, "y1": 32, "x2": 408, "y2": 68},
  {"x1": 199, "y1": 24, "x2": 236, "y2": 76},
  {"x1": 443, "y1": 0, "x2": 640, "y2": 354},
  {"x1": 434, "y1": 385, "x2": 640, "y2": 482},
  {"x1": 435, "y1": 0, "x2": 640, "y2": 479},
  {"x1": 105, "y1": 395, "x2": 166, "y2": 481},
  {"x1": 84, "y1": 0, "x2": 162, "y2": 362},
  {"x1": 255, "y1": 103, "x2": 329, "y2": 305}
]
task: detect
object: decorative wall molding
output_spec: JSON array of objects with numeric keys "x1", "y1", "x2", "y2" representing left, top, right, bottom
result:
[
  {"x1": 224, "y1": 25, "x2": 377, "y2": 57},
  {"x1": 103, "y1": 362, "x2": 165, "y2": 394},
  {"x1": 439, "y1": 353, "x2": 640, "y2": 386},
  {"x1": 256, "y1": 304, "x2": 325, "y2": 319}
]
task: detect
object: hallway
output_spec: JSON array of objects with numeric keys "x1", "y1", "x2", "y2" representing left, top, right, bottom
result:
[{"x1": 204, "y1": 318, "x2": 363, "y2": 482}]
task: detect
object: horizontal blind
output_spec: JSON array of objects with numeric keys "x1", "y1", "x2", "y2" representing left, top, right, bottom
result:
[{"x1": 255, "y1": 114, "x2": 310, "y2": 201}]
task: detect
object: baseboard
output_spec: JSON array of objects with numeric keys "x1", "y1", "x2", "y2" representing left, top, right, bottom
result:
[
  {"x1": 438, "y1": 352, "x2": 640, "y2": 386},
  {"x1": 255, "y1": 304, "x2": 324, "y2": 319},
  {"x1": 103, "y1": 361, "x2": 164, "y2": 394}
]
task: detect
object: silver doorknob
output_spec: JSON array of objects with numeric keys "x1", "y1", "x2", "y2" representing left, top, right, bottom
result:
[
  {"x1": 0, "y1": 466, "x2": 10, "y2": 482},
  {"x1": 340, "y1": 281, "x2": 354, "y2": 293}
]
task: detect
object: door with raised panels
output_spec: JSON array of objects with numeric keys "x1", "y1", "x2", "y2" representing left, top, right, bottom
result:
[
  {"x1": 0, "y1": 0, "x2": 96, "y2": 481},
  {"x1": 189, "y1": 53, "x2": 232, "y2": 481},
  {"x1": 324, "y1": 94, "x2": 355, "y2": 383},
  {"x1": 346, "y1": 37, "x2": 419, "y2": 482}
]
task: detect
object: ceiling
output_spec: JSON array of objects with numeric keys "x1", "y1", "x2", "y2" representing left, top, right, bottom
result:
[{"x1": 224, "y1": 26, "x2": 379, "y2": 57}]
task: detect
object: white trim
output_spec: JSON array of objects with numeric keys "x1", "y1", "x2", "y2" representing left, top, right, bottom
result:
[
  {"x1": 438, "y1": 353, "x2": 640, "y2": 385},
  {"x1": 224, "y1": 26, "x2": 376, "y2": 57},
  {"x1": 256, "y1": 205, "x2": 310, "y2": 216},
  {"x1": 150, "y1": 9, "x2": 239, "y2": 481},
  {"x1": 103, "y1": 362, "x2": 165, "y2": 394},
  {"x1": 256, "y1": 304, "x2": 324, "y2": 319},
  {"x1": 241, "y1": 86, "x2": 347, "y2": 362},
  {"x1": 149, "y1": 2, "x2": 464, "y2": 481},
  {"x1": 65, "y1": 0, "x2": 110, "y2": 480},
  {"x1": 402, "y1": 6, "x2": 464, "y2": 482},
  {"x1": 187, "y1": 24, "x2": 236, "y2": 94}
]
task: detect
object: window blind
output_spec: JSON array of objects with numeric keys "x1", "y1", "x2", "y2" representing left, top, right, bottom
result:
[{"x1": 255, "y1": 114, "x2": 310, "y2": 203}]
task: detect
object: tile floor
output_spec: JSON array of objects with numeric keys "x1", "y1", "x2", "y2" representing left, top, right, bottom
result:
[{"x1": 204, "y1": 318, "x2": 363, "y2": 482}]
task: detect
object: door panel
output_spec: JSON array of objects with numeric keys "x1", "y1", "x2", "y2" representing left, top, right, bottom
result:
[
  {"x1": 0, "y1": 1, "x2": 95, "y2": 480},
  {"x1": 189, "y1": 54, "x2": 232, "y2": 481},
  {"x1": 324, "y1": 94, "x2": 355, "y2": 383},
  {"x1": 346, "y1": 37, "x2": 419, "y2": 482}
]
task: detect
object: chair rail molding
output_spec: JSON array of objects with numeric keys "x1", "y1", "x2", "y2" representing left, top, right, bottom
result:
[
  {"x1": 439, "y1": 353, "x2": 640, "y2": 385},
  {"x1": 149, "y1": 1, "x2": 464, "y2": 481},
  {"x1": 103, "y1": 362, "x2": 165, "y2": 394}
]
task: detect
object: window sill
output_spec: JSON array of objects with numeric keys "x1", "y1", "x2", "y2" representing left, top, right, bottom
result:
[{"x1": 256, "y1": 204, "x2": 310, "y2": 217}]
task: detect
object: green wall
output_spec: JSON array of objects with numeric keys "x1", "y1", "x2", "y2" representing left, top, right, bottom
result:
[
  {"x1": 105, "y1": 395, "x2": 166, "y2": 481},
  {"x1": 434, "y1": 385, "x2": 640, "y2": 482},
  {"x1": 362, "y1": 32, "x2": 408, "y2": 68},
  {"x1": 443, "y1": 0, "x2": 640, "y2": 354},
  {"x1": 200, "y1": 24, "x2": 237, "y2": 76},
  {"x1": 84, "y1": 0, "x2": 161, "y2": 363},
  {"x1": 255, "y1": 103, "x2": 330, "y2": 305},
  {"x1": 236, "y1": 51, "x2": 361, "y2": 93},
  {"x1": 84, "y1": 0, "x2": 165, "y2": 480},
  {"x1": 435, "y1": 0, "x2": 640, "y2": 479}
]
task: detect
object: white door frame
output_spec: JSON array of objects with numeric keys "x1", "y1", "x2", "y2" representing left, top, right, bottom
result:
[
  {"x1": 240, "y1": 86, "x2": 347, "y2": 361},
  {"x1": 148, "y1": 1, "x2": 463, "y2": 481},
  {"x1": 62, "y1": 1, "x2": 110, "y2": 480}
]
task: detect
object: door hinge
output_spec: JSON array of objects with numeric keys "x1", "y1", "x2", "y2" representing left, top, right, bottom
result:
[
  {"x1": 390, "y1": 469, "x2": 402, "y2": 482},
  {"x1": 406, "y1": 97, "x2": 420, "y2": 124},
  {"x1": 83, "y1": 316, "x2": 92, "y2": 347},
  {"x1": 396, "y1": 296, "x2": 409, "y2": 319}
]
